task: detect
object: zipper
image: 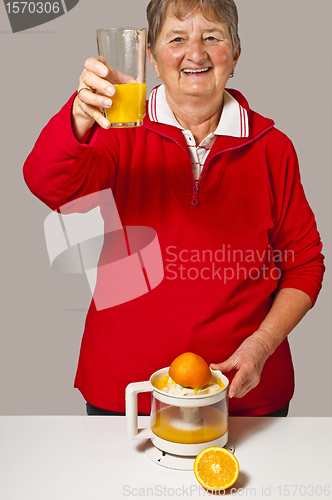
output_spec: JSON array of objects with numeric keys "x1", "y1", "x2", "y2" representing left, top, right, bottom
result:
[
  {"x1": 162, "y1": 136, "x2": 206, "y2": 207},
  {"x1": 192, "y1": 180, "x2": 199, "y2": 206},
  {"x1": 192, "y1": 163, "x2": 209, "y2": 206},
  {"x1": 190, "y1": 151, "x2": 222, "y2": 206},
  {"x1": 164, "y1": 137, "x2": 200, "y2": 206}
]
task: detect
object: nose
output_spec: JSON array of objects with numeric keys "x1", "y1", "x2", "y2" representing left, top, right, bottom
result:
[{"x1": 185, "y1": 39, "x2": 208, "y2": 64}]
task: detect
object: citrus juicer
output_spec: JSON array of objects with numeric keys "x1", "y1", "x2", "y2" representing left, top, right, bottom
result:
[{"x1": 126, "y1": 367, "x2": 232, "y2": 470}]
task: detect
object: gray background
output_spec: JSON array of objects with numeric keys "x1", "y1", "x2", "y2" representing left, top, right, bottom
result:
[{"x1": 0, "y1": 0, "x2": 331, "y2": 416}]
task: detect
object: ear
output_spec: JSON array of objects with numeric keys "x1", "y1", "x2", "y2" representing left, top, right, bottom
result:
[
  {"x1": 232, "y1": 45, "x2": 241, "y2": 73},
  {"x1": 147, "y1": 44, "x2": 161, "y2": 78}
]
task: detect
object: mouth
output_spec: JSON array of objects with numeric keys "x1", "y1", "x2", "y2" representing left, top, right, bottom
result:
[{"x1": 182, "y1": 67, "x2": 211, "y2": 75}]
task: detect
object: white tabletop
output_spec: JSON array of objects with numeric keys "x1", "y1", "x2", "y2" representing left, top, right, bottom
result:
[{"x1": 0, "y1": 416, "x2": 331, "y2": 499}]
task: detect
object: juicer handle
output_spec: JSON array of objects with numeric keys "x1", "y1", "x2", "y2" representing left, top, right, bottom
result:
[{"x1": 125, "y1": 381, "x2": 154, "y2": 440}]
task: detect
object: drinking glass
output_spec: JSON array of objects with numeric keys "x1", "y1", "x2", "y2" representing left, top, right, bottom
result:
[{"x1": 97, "y1": 27, "x2": 147, "y2": 128}]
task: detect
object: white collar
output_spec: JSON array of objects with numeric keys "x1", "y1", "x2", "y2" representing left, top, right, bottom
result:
[{"x1": 148, "y1": 84, "x2": 249, "y2": 138}]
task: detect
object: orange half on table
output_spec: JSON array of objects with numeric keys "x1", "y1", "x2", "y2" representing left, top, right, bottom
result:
[{"x1": 194, "y1": 446, "x2": 239, "y2": 491}]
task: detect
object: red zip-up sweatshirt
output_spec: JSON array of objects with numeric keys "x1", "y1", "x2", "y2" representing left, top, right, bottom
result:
[{"x1": 23, "y1": 89, "x2": 324, "y2": 415}]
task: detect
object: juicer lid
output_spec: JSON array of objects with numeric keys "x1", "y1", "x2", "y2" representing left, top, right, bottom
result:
[{"x1": 150, "y1": 367, "x2": 229, "y2": 407}]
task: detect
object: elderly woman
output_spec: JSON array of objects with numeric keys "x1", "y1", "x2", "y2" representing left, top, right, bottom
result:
[{"x1": 23, "y1": 0, "x2": 324, "y2": 417}]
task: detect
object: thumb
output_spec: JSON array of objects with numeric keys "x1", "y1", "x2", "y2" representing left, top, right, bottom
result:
[{"x1": 210, "y1": 357, "x2": 236, "y2": 374}]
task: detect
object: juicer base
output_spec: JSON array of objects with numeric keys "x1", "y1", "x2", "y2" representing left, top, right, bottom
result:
[{"x1": 144, "y1": 439, "x2": 235, "y2": 470}]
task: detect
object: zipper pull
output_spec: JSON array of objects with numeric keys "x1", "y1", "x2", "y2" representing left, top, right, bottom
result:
[{"x1": 192, "y1": 181, "x2": 199, "y2": 206}]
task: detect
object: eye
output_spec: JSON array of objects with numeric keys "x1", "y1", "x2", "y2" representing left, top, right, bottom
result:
[
  {"x1": 172, "y1": 37, "x2": 184, "y2": 43},
  {"x1": 205, "y1": 35, "x2": 219, "y2": 42}
]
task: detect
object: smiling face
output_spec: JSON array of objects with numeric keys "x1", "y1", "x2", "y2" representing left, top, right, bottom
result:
[{"x1": 148, "y1": 7, "x2": 240, "y2": 105}]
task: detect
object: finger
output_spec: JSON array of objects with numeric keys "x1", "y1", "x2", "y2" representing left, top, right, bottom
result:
[
  {"x1": 229, "y1": 369, "x2": 260, "y2": 398},
  {"x1": 82, "y1": 70, "x2": 115, "y2": 97},
  {"x1": 233, "y1": 379, "x2": 259, "y2": 399},
  {"x1": 210, "y1": 358, "x2": 236, "y2": 373},
  {"x1": 97, "y1": 55, "x2": 121, "y2": 83},
  {"x1": 78, "y1": 100, "x2": 110, "y2": 129},
  {"x1": 85, "y1": 56, "x2": 109, "y2": 78},
  {"x1": 228, "y1": 371, "x2": 248, "y2": 398},
  {"x1": 231, "y1": 382, "x2": 251, "y2": 399},
  {"x1": 77, "y1": 88, "x2": 113, "y2": 110},
  {"x1": 97, "y1": 56, "x2": 136, "y2": 84},
  {"x1": 236, "y1": 384, "x2": 255, "y2": 399}
]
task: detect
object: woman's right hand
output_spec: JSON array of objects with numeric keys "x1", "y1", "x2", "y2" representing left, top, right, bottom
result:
[{"x1": 72, "y1": 57, "x2": 115, "y2": 142}]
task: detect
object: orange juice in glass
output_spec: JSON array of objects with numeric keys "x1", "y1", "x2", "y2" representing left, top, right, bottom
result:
[
  {"x1": 97, "y1": 28, "x2": 147, "y2": 128},
  {"x1": 105, "y1": 83, "x2": 146, "y2": 126}
]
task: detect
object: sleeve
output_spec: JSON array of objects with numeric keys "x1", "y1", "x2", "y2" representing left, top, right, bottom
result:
[
  {"x1": 23, "y1": 92, "x2": 119, "y2": 211},
  {"x1": 268, "y1": 139, "x2": 325, "y2": 306}
]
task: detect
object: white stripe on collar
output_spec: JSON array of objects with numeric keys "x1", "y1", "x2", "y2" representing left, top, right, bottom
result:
[{"x1": 148, "y1": 84, "x2": 249, "y2": 138}]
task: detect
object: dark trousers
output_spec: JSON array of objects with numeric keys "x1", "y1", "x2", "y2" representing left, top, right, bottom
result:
[
  {"x1": 86, "y1": 402, "x2": 149, "y2": 416},
  {"x1": 86, "y1": 402, "x2": 289, "y2": 417},
  {"x1": 262, "y1": 403, "x2": 289, "y2": 417}
]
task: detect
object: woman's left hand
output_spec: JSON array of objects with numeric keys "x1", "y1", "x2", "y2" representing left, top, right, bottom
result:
[
  {"x1": 210, "y1": 331, "x2": 271, "y2": 398},
  {"x1": 211, "y1": 289, "x2": 313, "y2": 399}
]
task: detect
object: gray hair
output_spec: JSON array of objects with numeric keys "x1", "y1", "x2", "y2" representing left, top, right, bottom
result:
[{"x1": 147, "y1": 0, "x2": 241, "y2": 58}]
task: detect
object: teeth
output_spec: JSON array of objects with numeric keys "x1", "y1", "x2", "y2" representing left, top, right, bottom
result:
[{"x1": 183, "y1": 68, "x2": 209, "y2": 74}]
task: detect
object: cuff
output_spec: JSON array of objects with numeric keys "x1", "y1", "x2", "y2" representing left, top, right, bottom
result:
[{"x1": 58, "y1": 92, "x2": 100, "y2": 156}]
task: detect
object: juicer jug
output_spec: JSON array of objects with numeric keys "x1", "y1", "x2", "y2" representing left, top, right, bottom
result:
[{"x1": 126, "y1": 367, "x2": 230, "y2": 469}]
